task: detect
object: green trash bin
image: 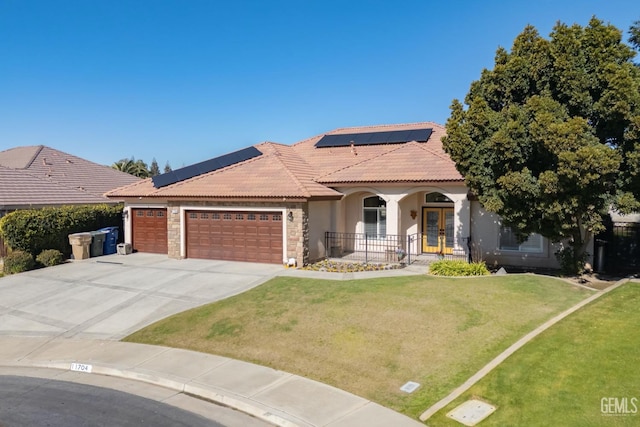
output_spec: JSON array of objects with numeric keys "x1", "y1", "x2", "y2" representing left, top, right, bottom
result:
[{"x1": 90, "y1": 231, "x2": 107, "y2": 257}]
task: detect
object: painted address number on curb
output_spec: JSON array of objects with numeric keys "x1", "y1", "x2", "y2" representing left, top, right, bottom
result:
[{"x1": 70, "y1": 363, "x2": 93, "y2": 373}]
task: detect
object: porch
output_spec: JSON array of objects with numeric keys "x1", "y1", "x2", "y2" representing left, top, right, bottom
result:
[{"x1": 324, "y1": 232, "x2": 468, "y2": 265}]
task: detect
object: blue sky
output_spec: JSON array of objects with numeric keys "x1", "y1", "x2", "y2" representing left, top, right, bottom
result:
[{"x1": 1, "y1": 1, "x2": 638, "y2": 169}]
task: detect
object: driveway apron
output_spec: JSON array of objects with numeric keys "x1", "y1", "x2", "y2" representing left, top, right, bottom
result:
[{"x1": 0, "y1": 253, "x2": 281, "y2": 340}]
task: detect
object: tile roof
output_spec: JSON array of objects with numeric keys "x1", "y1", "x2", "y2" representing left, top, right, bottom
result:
[
  {"x1": 0, "y1": 166, "x2": 109, "y2": 209},
  {"x1": 317, "y1": 141, "x2": 463, "y2": 184},
  {"x1": 106, "y1": 122, "x2": 463, "y2": 200},
  {"x1": 0, "y1": 145, "x2": 141, "y2": 209}
]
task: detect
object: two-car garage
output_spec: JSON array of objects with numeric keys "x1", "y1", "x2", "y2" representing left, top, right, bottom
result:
[
  {"x1": 185, "y1": 210, "x2": 283, "y2": 264},
  {"x1": 130, "y1": 207, "x2": 285, "y2": 264}
]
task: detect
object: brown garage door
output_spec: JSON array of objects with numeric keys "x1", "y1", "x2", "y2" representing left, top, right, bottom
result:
[
  {"x1": 132, "y1": 208, "x2": 168, "y2": 254},
  {"x1": 186, "y1": 210, "x2": 283, "y2": 264}
]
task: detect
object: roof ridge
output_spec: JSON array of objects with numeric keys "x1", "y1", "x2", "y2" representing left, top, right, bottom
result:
[
  {"x1": 23, "y1": 145, "x2": 45, "y2": 169},
  {"x1": 330, "y1": 121, "x2": 442, "y2": 133},
  {"x1": 269, "y1": 145, "x2": 314, "y2": 198},
  {"x1": 414, "y1": 141, "x2": 455, "y2": 163}
]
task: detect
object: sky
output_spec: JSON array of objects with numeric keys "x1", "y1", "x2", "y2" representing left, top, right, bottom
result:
[{"x1": 0, "y1": 1, "x2": 638, "y2": 169}]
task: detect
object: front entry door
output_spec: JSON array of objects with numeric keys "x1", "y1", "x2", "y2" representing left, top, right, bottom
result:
[{"x1": 422, "y1": 208, "x2": 454, "y2": 254}]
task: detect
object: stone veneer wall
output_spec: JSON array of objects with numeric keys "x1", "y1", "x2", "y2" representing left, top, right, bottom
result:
[{"x1": 166, "y1": 200, "x2": 309, "y2": 266}]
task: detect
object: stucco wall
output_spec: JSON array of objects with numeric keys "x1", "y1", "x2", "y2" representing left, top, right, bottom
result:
[
  {"x1": 307, "y1": 200, "x2": 333, "y2": 262},
  {"x1": 470, "y1": 201, "x2": 561, "y2": 269}
]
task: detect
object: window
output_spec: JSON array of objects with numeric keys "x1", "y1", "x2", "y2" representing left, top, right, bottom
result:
[
  {"x1": 212, "y1": 213, "x2": 220, "y2": 220},
  {"x1": 200, "y1": 213, "x2": 209, "y2": 219},
  {"x1": 236, "y1": 214, "x2": 244, "y2": 220},
  {"x1": 363, "y1": 196, "x2": 386, "y2": 238},
  {"x1": 425, "y1": 192, "x2": 453, "y2": 203},
  {"x1": 136, "y1": 211, "x2": 144, "y2": 217},
  {"x1": 223, "y1": 213, "x2": 232, "y2": 220},
  {"x1": 189, "y1": 212, "x2": 197, "y2": 219},
  {"x1": 260, "y1": 214, "x2": 269, "y2": 221},
  {"x1": 247, "y1": 213, "x2": 256, "y2": 221},
  {"x1": 157, "y1": 211, "x2": 165, "y2": 217},
  {"x1": 273, "y1": 214, "x2": 282, "y2": 221},
  {"x1": 499, "y1": 226, "x2": 543, "y2": 253}
]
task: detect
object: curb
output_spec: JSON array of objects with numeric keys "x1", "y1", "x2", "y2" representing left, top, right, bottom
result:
[{"x1": 4, "y1": 360, "x2": 308, "y2": 427}]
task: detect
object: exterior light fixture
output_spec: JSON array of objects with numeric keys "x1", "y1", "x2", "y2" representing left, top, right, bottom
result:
[{"x1": 288, "y1": 211, "x2": 294, "y2": 222}]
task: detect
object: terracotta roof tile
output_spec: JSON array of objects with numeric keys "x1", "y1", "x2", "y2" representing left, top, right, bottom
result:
[
  {"x1": 107, "y1": 122, "x2": 460, "y2": 200},
  {"x1": 107, "y1": 143, "x2": 342, "y2": 199},
  {"x1": 317, "y1": 141, "x2": 463, "y2": 183}
]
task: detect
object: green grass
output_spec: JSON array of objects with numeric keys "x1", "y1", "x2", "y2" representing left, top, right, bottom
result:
[
  {"x1": 124, "y1": 274, "x2": 593, "y2": 418},
  {"x1": 427, "y1": 281, "x2": 640, "y2": 426}
]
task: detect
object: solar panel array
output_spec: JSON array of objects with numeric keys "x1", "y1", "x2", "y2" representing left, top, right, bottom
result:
[
  {"x1": 152, "y1": 146, "x2": 263, "y2": 188},
  {"x1": 314, "y1": 128, "x2": 433, "y2": 148}
]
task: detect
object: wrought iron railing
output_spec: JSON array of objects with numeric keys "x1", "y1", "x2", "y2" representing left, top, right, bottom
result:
[{"x1": 324, "y1": 232, "x2": 469, "y2": 265}]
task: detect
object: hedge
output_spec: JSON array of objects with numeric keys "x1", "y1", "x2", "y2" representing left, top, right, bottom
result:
[{"x1": 0, "y1": 204, "x2": 123, "y2": 257}]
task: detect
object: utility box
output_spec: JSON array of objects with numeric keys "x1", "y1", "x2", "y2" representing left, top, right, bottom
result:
[
  {"x1": 90, "y1": 231, "x2": 106, "y2": 257},
  {"x1": 68, "y1": 232, "x2": 92, "y2": 260},
  {"x1": 117, "y1": 243, "x2": 132, "y2": 255}
]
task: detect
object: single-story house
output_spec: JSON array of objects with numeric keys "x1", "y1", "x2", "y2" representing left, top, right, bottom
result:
[
  {"x1": 106, "y1": 122, "x2": 569, "y2": 269},
  {"x1": 0, "y1": 145, "x2": 141, "y2": 255}
]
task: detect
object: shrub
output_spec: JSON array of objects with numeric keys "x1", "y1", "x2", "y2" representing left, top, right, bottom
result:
[
  {"x1": 555, "y1": 246, "x2": 589, "y2": 276},
  {"x1": 429, "y1": 260, "x2": 490, "y2": 276},
  {"x1": 36, "y1": 249, "x2": 65, "y2": 267},
  {"x1": 0, "y1": 204, "x2": 122, "y2": 257},
  {"x1": 3, "y1": 250, "x2": 36, "y2": 274}
]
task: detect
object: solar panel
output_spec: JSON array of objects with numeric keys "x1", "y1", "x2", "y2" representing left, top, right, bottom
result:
[
  {"x1": 152, "y1": 146, "x2": 262, "y2": 188},
  {"x1": 315, "y1": 128, "x2": 433, "y2": 148}
]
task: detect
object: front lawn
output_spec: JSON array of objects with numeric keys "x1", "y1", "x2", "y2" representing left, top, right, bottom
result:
[
  {"x1": 125, "y1": 274, "x2": 592, "y2": 418},
  {"x1": 427, "y1": 280, "x2": 639, "y2": 426}
]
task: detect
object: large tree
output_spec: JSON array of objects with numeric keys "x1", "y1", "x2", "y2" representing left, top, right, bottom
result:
[{"x1": 443, "y1": 17, "x2": 640, "y2": 273}]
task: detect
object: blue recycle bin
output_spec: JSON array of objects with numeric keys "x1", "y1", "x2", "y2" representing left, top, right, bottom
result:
[{"x1": 99, "y1": 226, "x2": 119, "y2": 255}]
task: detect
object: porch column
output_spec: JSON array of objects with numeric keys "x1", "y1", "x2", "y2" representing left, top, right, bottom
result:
[
  {"x1": 386, "y1": 197, "x2": 400, "y2": 236},
  {"x1": 453, "y1": 196, "x2": 471, "y2": 256}
]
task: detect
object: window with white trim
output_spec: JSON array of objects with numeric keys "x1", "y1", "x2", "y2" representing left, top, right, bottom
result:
[
  {"x1": 363, "y1": 196, "x2": 386, "y2": 239},
  {"x1": 499, "y1": 226, "x2": 543, "y2": 253}
]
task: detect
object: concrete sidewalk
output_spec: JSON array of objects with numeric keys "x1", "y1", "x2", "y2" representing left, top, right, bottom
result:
[{"x1": 0, "y1": 336, "x2": 424, "y2": 427}]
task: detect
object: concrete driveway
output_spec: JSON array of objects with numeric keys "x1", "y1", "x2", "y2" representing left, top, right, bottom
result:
[{"x1": 0, "y1": 253, "x2": 282, "y2": 340}]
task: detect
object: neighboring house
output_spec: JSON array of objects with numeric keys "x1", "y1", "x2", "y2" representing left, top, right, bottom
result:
[
  {"x1": 106, "y1": 122, "x2": 569, "y2": 269},
  {"x1": 0, "y1": 145, "x2": 141, "y2": 254}
]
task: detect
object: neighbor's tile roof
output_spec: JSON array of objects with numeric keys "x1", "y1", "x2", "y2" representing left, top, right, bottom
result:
[
  {"x1": 0, "y1": 145, "x2": 141, "y2": 209},
  {"x1": 106, "y1": 122, "x2": 462, "y2": 200},
  {"x1": 0, "y1": 166, "x2": 110, "y2": 208}
]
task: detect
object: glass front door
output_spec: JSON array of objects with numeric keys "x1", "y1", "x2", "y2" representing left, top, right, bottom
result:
[{"x1": 422, "y1": 208, "x2": 454, "y2": 254}]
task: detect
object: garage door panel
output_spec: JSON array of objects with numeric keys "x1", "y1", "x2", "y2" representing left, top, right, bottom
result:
[
  {"x1": 186, "y1": 210, "x2": 283, "y2": 264},
  {"x1": 132, "y1": 208, "x2": 168, "y2": 254}
]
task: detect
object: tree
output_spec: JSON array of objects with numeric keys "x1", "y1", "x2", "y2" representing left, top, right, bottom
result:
[
  {"x1": 112, "y1": 157, "x2": 150, "y2": 178},
  {"x1": 149, "y1": 158, "x2": 160, "y2": 176},
  {"x1": 164, "y1": 161, "x2": 172, "y2": 173},
  {"x1": 630, "y1": 20, "x2": 640, "y2": 51},
  {"x1": 443, "y1": 17, "x2": 640, "y2": 274}
]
